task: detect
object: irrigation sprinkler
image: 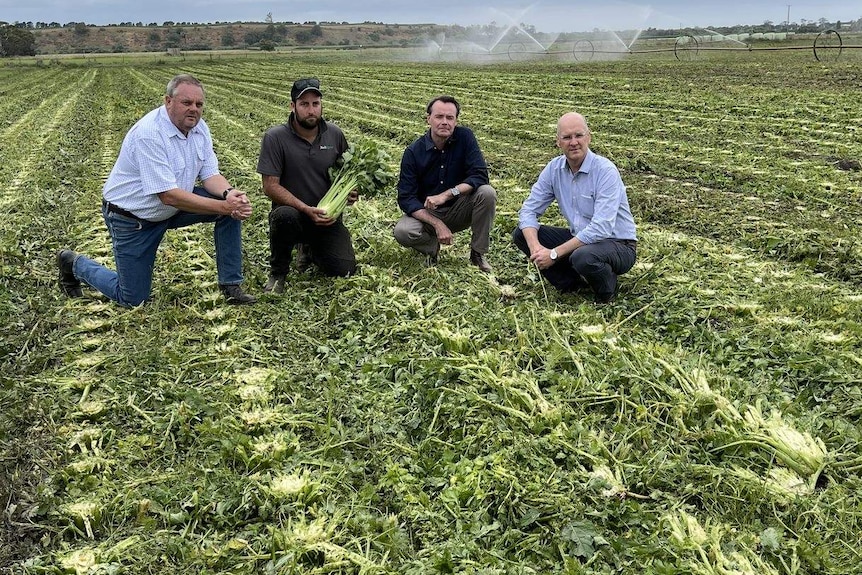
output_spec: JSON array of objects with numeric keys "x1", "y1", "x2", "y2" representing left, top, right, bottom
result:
[
  {"x1": 507, "y1": 42, "x2": 528, "y2": 61},
  {"x1": 425, "y1": 24, "x2": 854, "y2": 64},
  {"x1": 674, "y1": 34, "x2": 699, "y2": 61},
  {"x1": 813, "y1": 29, "x2": 842, "y2": 62},
  {"x1": 573, "y1": 39, "x2": 595, "y2": 62}
]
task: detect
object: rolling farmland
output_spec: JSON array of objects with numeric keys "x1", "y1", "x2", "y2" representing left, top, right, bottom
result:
[{"x1": 2, "y1": 50, "x2": 862, "y2": 574}]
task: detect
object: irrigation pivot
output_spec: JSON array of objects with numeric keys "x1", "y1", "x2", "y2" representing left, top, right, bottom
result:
[
  {"x1": 813, "y1": 29, "x2": 843, "y2": 62},
  {"x1": 674, "y1": 34, "x2": 699, "y2": 61},
  {"x1": 573, "y1": 39, "x2": 595, "y2": 62},
  {"x1": 507, "y1": 42, "x2": 528, "y2": 61}
]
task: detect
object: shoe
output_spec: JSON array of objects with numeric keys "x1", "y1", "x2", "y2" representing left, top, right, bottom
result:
[
  {"x1": 469, "y1": 250, "x2": 492, "y2": 273},
  {"x1": 295, "y1": 244, "x2": 312, "y2": 272},
  {"x1": 220, "y1": 284, "x2": 257, "y2": 305},
  {"x1": 263, "y1": 274, "x2": 285, "y2": 294},
  {"x1": 595, "y1": 283, "x2": 620, "y2": 304},
  {"x1": 424, "y1": 244, "x2": 440, "y2": 267},
  {"x1": 57, "y1": 249, "x2": 83, "y2": 298}
]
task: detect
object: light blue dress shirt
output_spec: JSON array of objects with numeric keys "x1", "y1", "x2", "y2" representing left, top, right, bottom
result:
[
  {"x1": 103, "y1": 105, "x2": 220, "y2": 222},
  {"x1": 518, "y1": 150, "x2": 636, "y2": 244}
]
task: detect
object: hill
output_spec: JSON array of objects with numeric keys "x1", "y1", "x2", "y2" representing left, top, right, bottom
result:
[
  {"x1": 11, "y1": 17, "x2": 862, "y2": 56},
  {"x1": 29, "y1": 22, "x2": 443, "y2": 55}
]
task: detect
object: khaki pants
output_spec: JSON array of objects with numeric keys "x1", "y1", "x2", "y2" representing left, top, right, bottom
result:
[{"x1": 393, "y1": 184, "x2": 497, "y2": 255}]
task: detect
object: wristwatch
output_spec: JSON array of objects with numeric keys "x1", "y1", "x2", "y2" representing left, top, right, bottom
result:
[
  {"x1": 450, "y1": 187, "x2": 461, "y2": 197},
  {"x1": 549, "y1": 248, "x2": 558, "y2": 261},
  {"x1": 222, "y1": 187, "x2": 234, "y2": 199}
]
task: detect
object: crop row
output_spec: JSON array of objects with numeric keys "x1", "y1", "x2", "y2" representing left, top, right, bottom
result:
[
  {"x1": 194, "y1": 61, "x2": 862, "y2": 280},
  {"x1": 2, "y1": 58, "x2": 861, "y2": 574}
]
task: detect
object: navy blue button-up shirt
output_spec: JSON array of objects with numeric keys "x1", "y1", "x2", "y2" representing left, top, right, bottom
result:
[{"x1": 397, "y1": 126, "x2": 490, "y2": 215}]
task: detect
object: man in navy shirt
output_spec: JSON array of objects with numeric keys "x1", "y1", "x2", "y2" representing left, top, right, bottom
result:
[
  {"x1": 394, "y1": 95, "x2": 496, "y2": 272},
  {"x1": 513, "y1": 112, "x2": 637, "y2": 303}
]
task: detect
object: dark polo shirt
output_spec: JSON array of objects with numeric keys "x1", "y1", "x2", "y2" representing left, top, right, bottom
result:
[{"x1": 256, "y1": 113, "x2": 348, "y2": 207}]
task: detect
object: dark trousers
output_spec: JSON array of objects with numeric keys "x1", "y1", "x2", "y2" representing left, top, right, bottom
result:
[
  {"x1": 269, "y1": 205, "x2": 356, "y2": 277},
  {"x1": 512, "y1": 225, "x2": 636, "y2": 299}
]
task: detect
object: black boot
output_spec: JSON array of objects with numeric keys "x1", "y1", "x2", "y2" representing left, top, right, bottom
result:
[
  {"x1": 57, "y1": 250, "x2": 83, "y2": 298},
  {"x1": 220, "y1": 284, "x2": 257, "y2": 305}
]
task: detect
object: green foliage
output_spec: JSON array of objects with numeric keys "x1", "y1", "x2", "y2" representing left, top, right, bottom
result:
[
  {"x1": 328, "y1": 138, "x2": 397, "y2": 199},
  {"x1": 221, "y1": 27, "x2": 235, "y2": 47},
  {"x1": 294, "y1": 29, "x2": 313, "y2": 44},
  {"x1": 0, "y1": 25, "x2": 37, "y2": 56},
  {"x1": 1, "y1": 56, "x2": 861, "y2": 575}
]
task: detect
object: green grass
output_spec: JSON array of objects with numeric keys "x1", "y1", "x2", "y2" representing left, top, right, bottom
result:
[{"x1": 1, "y1": 51, "x2": 861, "y2": 574}]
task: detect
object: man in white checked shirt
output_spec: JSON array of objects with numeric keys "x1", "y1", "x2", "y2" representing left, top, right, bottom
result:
[{"x1": 57, "y1": 74, "x2": 256, "y2": 306}]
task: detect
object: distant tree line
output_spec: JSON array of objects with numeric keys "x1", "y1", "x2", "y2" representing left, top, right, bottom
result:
[
  {"x1": 2, "y1": 16, "x2": 859, "y2": 57},
  {"x1": 3, "y1": 16, "x2": 861, "y2": 35},
  {"x1": 2, "y1": 20, "x2": 331, "y2": 29}
]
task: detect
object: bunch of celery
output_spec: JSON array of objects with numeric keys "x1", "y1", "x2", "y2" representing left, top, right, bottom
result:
[
  {"x1": 318, "y1": 139, "x2": 397, "y2": 219},
  {"x1": 663, "y1": 510, "x2": 781, "y2": 575},
  {"x1": 317, "y1": 171, "x2": 359, "y2": 219}
]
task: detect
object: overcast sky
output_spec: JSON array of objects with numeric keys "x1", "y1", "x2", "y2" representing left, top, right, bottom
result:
[{"x1": 1, "y1": 1, "x2": 859, "y2": 32}]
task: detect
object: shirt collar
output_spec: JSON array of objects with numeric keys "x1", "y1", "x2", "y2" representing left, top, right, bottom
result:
[
  {"x1": 559, "y1": 149, "x2": 595, "y2": 175},
  {"x1": 423, "y1": 127, "x2": 457, "y2": 151},
  {"x1": 158, "y1": 105, "x2": 203, "y2": 139}
]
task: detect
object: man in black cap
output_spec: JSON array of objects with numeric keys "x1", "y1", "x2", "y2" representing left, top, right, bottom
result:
[{"x1": 256, "y1": 78, "x2": 357, "y2": 293}]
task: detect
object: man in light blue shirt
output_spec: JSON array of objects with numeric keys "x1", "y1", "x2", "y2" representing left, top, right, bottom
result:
[
  {"x1": 513, "y1": 112, "x2": 637, "y2": 303},
  {"x1": 57, "y1": 74, "x2": 256, "y2": 306}
]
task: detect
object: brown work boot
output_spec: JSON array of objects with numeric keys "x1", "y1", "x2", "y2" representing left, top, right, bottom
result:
[{"x1": 469, "y1": 250, "x2": 492, "y2": 273}]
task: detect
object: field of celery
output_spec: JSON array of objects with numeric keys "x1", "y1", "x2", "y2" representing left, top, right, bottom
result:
[{"x1": 1, "y1": 49, "x2": 861, "y2": 574}]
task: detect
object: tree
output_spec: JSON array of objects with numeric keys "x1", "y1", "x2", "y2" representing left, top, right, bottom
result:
[
  {"x1": 147, "y1": 30, "x2": 162, "y2": 46},
  {"x1": 294, "y1": 29, "x2": 312, "y2": 44},
  {"x1": 221, "y1": 27, "x2": 235, "y2": 47},
  {"x1": 0, "y1": 25, "x2": 37, "y2": 56}
]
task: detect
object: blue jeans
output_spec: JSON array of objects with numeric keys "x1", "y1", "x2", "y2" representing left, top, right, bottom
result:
[
  {"x1": 512, "y1": 225, "x2": 636, "y2": 299},
  {"x1": 73, "y1": 187, "x2": 244, "y2": 307}
]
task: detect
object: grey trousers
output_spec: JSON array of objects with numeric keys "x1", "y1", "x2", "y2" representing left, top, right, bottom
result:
[{"x1": 393, "y1": 184, "x2": 497, "y2": 255}]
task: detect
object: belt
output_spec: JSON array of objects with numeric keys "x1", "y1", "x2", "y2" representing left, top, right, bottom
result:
[
  {"x1": 618, "y1": 239, "x2": 637, "y2": 248},
  {"x1": 103, "y1": 201, "x2": 148, "y2": 222}
]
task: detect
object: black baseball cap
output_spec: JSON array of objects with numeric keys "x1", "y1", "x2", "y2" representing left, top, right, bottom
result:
[{"x1": 291, "y1": 78, "x2": 322, "y2": 101}]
